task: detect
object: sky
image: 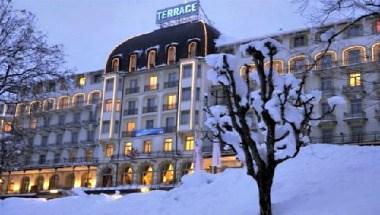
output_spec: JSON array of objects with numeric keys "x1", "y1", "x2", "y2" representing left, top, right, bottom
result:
[{"x1": 13, "y1": 0, "x2": 309, "y2": 73}]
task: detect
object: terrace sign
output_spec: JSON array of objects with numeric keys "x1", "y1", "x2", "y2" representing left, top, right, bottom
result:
[{"x1": 156, "y1": 1, "x2": 200, "y2": 25}]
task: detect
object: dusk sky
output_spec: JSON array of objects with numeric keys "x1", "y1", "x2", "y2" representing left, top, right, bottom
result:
[{"x1": 13, "y1": 0, "x2": 309, "y2": 72}]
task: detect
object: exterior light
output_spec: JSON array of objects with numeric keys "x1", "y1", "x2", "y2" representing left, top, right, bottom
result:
[
  {"x1": 140, "y1": 186, "x2": 150, "y2": 193},
  {"x1": 49, "y1": 189, "x2": 59, "y2": 194}
]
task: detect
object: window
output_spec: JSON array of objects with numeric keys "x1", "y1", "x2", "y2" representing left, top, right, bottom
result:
[
  {"x1": 184, "y1": 136, "x2": 194, "y2": 151},
  {"x1": 346, "y1": 25, "x2": 362, "y2": 38},
  {"x1": 58, "y1": 115, "x2": 65, "y2": 125},
  {"x1": 102, "y1": 121, "x2": 110, "y2": 134},
  {"x1": 195, "y1": 110, "x2": 199, "y2": 125},
  {"x1": 71, "y1": 131, "x2": 79, "y2": 143},
  {"x1": 290, "y1": 58, "x2": 306, "y2": 72},
  {"x1": 114, "y1": 120, "x2": 119, "y2": 134},
  {"x1": 112, "y1": 58, "x2": 119, "y2": 72},
  {"x1": 349, "y1": 73, "x2": 361, "y2": 87},
  {"x1": 320, "y1": 54, "x2": 333, "y2": 69},
  {"x1": 165, "y1": 117, "x2": 175, "y2": 131},
  {"x1": 128, "y1": 79, "x2": 139, "y2": 93},
  {"x1": 188, "y1": 41, "x2": 197, "y2": 58},
  {"x1": 44, "y1": 100, "x2": 54, "y2": 110},
  {"x1": 321, "y1": 78, "x2": 333, "y2": 91},
  {"x1": 143, "y1": 140, "x2": 152, "y2": 153},
  {"x1": 87, "y1": 129, "x2": 94, "y2": 141},
  {"x1": 58, "y1": 97, "x2": 69, "y2": 109},
  {"x1": 181, "y1": 87, "x2": 191, "y2": 101},
  {"x1": 93, "y1": 74, "x2": 102, "y2": 83},
  {"x1": 39, "y1": 154, "x2": 46, "y2": 164},
  {"x1": 147, "y1": 97, "x2": 156, "y2": 108},
  {"x1": 85, "y1": 149, "x2": 93, "y2": 161},
  {"x1": 351, "y1": 126, "x2": 364, "y2": 143},
  {"x1": 168, "y1": 72, "x2": 177, "y2": 82},
  {"x1": 56, "y1": 134, "x2": 63, "y2": 145},
  {"x1": 73, "y1": 112, "x2": 81, "y2": 123},
  {"x1": 293, "y1": 35, "x2": 307, "y2": 47},
  {"x1": 127, "y1": 100, "x2": 137, "y2": 114},
  {"x1": 105, "y1": 144, "x2": 114, "y2": 157},
  {"x1": 196, "y1": 88, "x2": 200, "y2": 101},
  {"x1": 105, "y1": 78, "x2": 114, "y2": 92},
  {"x1": 350, "y1": 99, "x2": 362, "y2": 114},
  {"x1": 148, "y1": 76, "x2": 158, "y2": 90},
  {"x1": 43, "y1": 116, "x2": 50, "y2": 127},
  {"x1": 347, "y1": 49, "x2": 362, "y2": 64},
  {"x1": 165, "y1": 94, "x2": 177, "y2": 110},
  {"x1": 115, "y1": 100, "x2": 121, "y2": 112},
  {"x1": 124, "y1": 142, "x2": 133, "y2": 155},
  {"x1": 41, "y1": 136, "x2": 48, "y2": 146},
  {"x1": 180, "y1": 110, "x2": 190, "y2": 125},
  {"x1": 129, "y1": 54, "x2": 137, "y2": 72},
  {"x1": 375, "y1": 20, "x2": 380, "y2": 33},
  {"x1": 77, "y1": 76, "x2": 86, "y2": 87},
  {"x1": 104, "y1": 99, "x2": 113, "y2": 112},
  {"x1": 272, "y1": 61, "x2": 283, "y2": 74},
  {"x1": 30, "y1": 118, "x2": 37, "y2": 129},
  {"x1": 167, "y1": 46, "x2": 176, "y2": 64},
  {"x1": 3, "y1": 121, "x2": 12, "y2": 132},
  {"x1": 141, "y1": 165, "x2": 153, "y2": 185},
  {"x1": 182, "y1": 64, "x2": 193, "y2": 78},
  {"x1": 164, "y1": 138, "x2": 173, "y2": 152},
  {"x1": 146, "y1": 119, "x2": 154, "y2": 129},
  {"x1": 373, "y1": 44, "x2": 380, "y2": 61},
  {"x1": 147, "y1": 50, "x2": 156, "y2": 69},
  {"x1": 161, "y1": 164, "x2": 174, "y2": 185},
  {"x1": 30, "y1": 102, "x2": 41, "y2": 114},
  {"x1": 74, "y1": 94, "x2": 85, "y2": 107},
  {"x1": 49, "y1": 175, "x2": 60, "y2": 190},
  {"x1": 122, "y1": 167, "x2": 133, "y2": 185},
  {"x1": 46, "y1": 82, "x2": 56, "y2": 92},
  {"x1": 54, "y1": 153, "x2": 61, "y2": 163},
  {"x1": 90, "y1": 92, "x2": 100, "y2": 104},
  {"x1": 126, "y1": 121, "x2": 136, "y2": 132}
]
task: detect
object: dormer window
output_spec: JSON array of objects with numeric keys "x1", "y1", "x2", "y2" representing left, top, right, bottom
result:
[
  {"x1": 292, "y1": 35, "x2": 307, "y2": 48},
  {"x1": 167, "y1": 46, "x2": 176, "y2": 65},
  {"x1": 147, "y1": 50, "x2": 156, "y2": 69},
  {"x1": 112, "y1": 58, "x2": 119, "y2": 72},
  {"x1": 129, "y1": 54, "x2": 137, "y2": 72},
  {"x1": 188, "y1": 41, "x2": 197, "y2": 58}
]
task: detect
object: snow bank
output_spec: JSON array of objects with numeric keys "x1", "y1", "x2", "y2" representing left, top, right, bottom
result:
[{"x1": 2, "y1": 144, "x2": 380, "y2": 215}]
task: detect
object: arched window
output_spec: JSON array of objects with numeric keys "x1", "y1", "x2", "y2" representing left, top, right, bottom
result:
[
  {"x1": 147, "y1": 50, "x2": 156, "y2": 69},
  {"x1": 65, "y1": 173, "x2": 75, "y2": 189},
  {"x1": 122, "y1": 166, "x2": 133, "y2": 185},
  {"x1": 20, "y1": 176, "x2": 30, "y2": 193},
  {"x1": 89, "y1": 91, "x2": 101, "y2": 104},
  {"x1": 289, "y1": 56, "x2": 307, "y2": 73},
  {"x1": 161, "y1": 163, "x2": 174, "y2": 185},
  {"x1": 188, "y1": 41, "x2": 197, "y2": 58},
  {"x1": 81, "y1": 173, "x2": 91, "y2": 187},
  {"x1": 315, "y1": 51, "x2": 336, "y2": 70},
  {"x1": 16, "y1": 103, "x2": 27, "y2": 115},
  {"x1": 30, "y1": 102, "x2": 41, "y2": 114},
  {"x1": 264, "y1": 61, "x2": 284, "y2": 74},
  {"x1": 167, "y1": 46, "x2": 176, "y2": 65},
  {"x1": 35, "y1": 176, "x2": 44, "y2": 191},
  {"x1": 58, "y1": 97, "x2": 70, "y2": 109},
  {"x1": 343, "y1": 46, "x2": 366, "y2": 65},
  {"x1": 102, "y1": 167, "x2": 113, "y2": 187},
  {"x1": 181, "y1": 162, "x2": 194, "y2": 176},
  {"x1": 112, "y1": 58, "x2": 119, "y2": 72},
  {"x1": 49, "y1": 174, "x2": 60, "y2": 190},
  {"x1": 73, "y1": 94, "x2": 85, "y2": 107},
  {"x1": 129, "y1": 54, "x2": 137, "y2": 72},
  {"x1": 141, "y1": 165, "x2": 153, "y2": 185},
  {"x1": 372, "y1": 43, "x2": 380, "y2": 61}
]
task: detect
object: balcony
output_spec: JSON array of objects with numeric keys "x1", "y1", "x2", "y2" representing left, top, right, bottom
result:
[
  {"x1": 164, "y1": 126, "x2": 176, "y2": 133},
  {"x1": 162, "y1": 104, "x2": 177, "y2": 111},
  {"x1": 20, "y1": 157, "x2": 99, "y2": 169},
  {"x1": 122, "y1": 131, "x2": 136, "y2": 138},
  {"x1": 124, "y1": 109, "x2": 138, "y2": 116},
  {"x1": 164, "y1": 81, "x2": 178, "y2": 88},
  {"x1": 320, "y1": 87, "x2": 336, "y2": 97},
  {"x1": 342, "y1": 85, "x2": 366, "y2": 97},
  {"x1": 144, "y1": 84, "x2": 159, "y2": 92},
  {"x1": 125, "y1": 87, "x2": 139, "y2": 94},
  {"x1": 319, "y1": 114, "x2": 337, "y2": 128},
  {"x1": 143, "y1": 106, "x2": 157, "y2": 113},
  {"x1": 310, "y1": 133, "x2": 380, "y2": 145},
  {"x1": 344, "y1": 111, "x2": 367, "y2": 125},
  {"x1": 111, "y1": 150, "x2": 177, "y2": 161}
]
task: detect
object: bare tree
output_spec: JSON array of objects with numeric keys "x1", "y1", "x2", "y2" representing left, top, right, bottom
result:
[
  {"x1": 0, "y1": 0, "x2": 69, "y2": 191},
  {"x1": 204, "y1": 39, "x2": 343, "y2": 215}
]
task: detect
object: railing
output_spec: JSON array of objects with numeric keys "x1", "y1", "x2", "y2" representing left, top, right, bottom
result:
[
  {"x1": 163, "y1": 126, "x2": 176, "y2": 133},
  {"x1": 18, "y1": 157, "x2": 99, "y2": 169},
  {"x1": 344, "y1": 111, "x2": 367, "y2": 118},
  {"x1": 321, "y1": 114, "x2": 337, "y2": 121},
  {"x1": 110, "y1": 150, "x2": 178, "y2": 161},
  {"x1": 342, "y1": 85, "x2": 365, "y2": 94},
  {"x1": 144, "y1": 84, "x2": 159, "y2": 91},
  {"x1": 310, "y1": 133, "x2": 380, "y2": 145},
  {"x1": 162, "y1": 104, "x2": 177, "y2": 111},
  {"x1": 143, "y1": 106, "x2": 157, "y2": 113},
  {"x1": 122, "y1": 131, "x2": 136, "y2": 137},
  {"x1": 125, "y1": 87, "x2": 139, "y2": 94},
  {"x1": 164, "y1": 81, "x2": 178, "y2": 88},
  {"x1": 124, "y1": 109, "x2": 138, "y2": 116}
]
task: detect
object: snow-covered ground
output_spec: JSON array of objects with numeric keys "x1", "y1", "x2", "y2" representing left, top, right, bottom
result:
[{"x1": 2, "y1": 144, "x2": 380, "y2": 215}]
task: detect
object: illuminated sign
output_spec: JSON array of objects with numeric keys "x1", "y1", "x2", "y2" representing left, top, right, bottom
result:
[{"x1": 156, "y1": 1, "x2": 199, "y2": 24}]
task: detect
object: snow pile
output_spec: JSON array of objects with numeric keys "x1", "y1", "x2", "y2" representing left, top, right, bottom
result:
[{"x1": 2, "y1": 144, "x2": 380, "y2": 215}]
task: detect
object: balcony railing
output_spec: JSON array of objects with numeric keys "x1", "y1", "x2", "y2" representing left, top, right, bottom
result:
[
  {"x1": 144, "y1": 84, "x2": 159, "y2": 91},
  {"x1": 342, "y1": 85, "x2": 365, "y2": 94},
  {"x1": 344, "y1": 111, "x2": 367, "y2": 119},
  {"x1": 124, "y1": 109, "x2": 138, "y2": 116},
  {"x1": 321, "y1": 114, "x2": 337, "y2": 121},
  {"x1": 310, "y1": 133, "x2": 380, "y2": 145},
  {"x1": 164, "y1": 126, "x2": 176, "y2": 133},
  {"x1": 111, "y1": 150, "x2": 178, "y2": 161},
  {"x1": 164, "y1": 81, "x2": 178, "y2": 88},
  {"x1": 122, "y1": 131, "x2": 136, "y2": 138},
  {"x1": 21, "y1": 157, "x2": 99, "y2": 169},
  {"x1": 143, "y1": 106, "x2": 157, "y2": 113},
  {"x1": 125, "y1": 87, "x2": 139, "y2": 94},
  {"x1": 162, "y1": 104, "x2": 177, "y2": 111}
]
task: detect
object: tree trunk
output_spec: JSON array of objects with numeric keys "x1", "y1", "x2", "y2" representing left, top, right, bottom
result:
[{"x1": 257, "y1": 170, "x2": 274, "y2": 215}]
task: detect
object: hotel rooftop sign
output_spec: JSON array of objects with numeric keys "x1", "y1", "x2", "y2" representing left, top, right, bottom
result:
[{"x1": 156, "y1": 1, "x2": 200, "y2": 25}]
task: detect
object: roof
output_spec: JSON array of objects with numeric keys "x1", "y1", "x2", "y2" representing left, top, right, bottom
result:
[{"x1": 105, "y1": 21, "x2": 220, "y2": 73}]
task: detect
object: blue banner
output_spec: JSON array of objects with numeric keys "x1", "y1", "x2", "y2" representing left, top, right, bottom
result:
[{"x1": 135, "y1": 128, "x2": 164, "y2": 137}]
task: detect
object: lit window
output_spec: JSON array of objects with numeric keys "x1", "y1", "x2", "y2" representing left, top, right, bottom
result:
[
  {"x1": 142, "y1": 166, "x2": 153, "y2": 185},
  {"x1": 146, "y1": 76, "x2": 158, "y2": 90},
  {"x1": 164, "y1": 138, "x2": 173, "y2": 152},
  {"x1": 115, "y1": 100, "x2": 120, "y2": 112},
  {"x1": 104, "y1": 99, "x2": 113, "y2": 112},
  {"x1": 161, "y1": 164, "x2": 174, "y2": 185},
  {"x1": 78, "y1": 76, "x2": 86, "y2": 87},
  {"x1": 123, "y1": 167, "x2": 133, "y2": 185},
  {"x1": 105, "y1": 144, "x2": 114, "y2": 157},
  {"x1": 349, "y1": 73, "x2": 361, "y2": 87},
  {"x1": 30, "y1": 118, "x2": 37, "y2": 129},
  {"x1": 112, "y1": 58, "x2": 119, "y2": 72},
  {"x1": 129, "y1": 54, "x2": 137, "y2": 72},
  {"x1": 373, "y1": 44, "x2": 380, "y2": 61},
  {"x1": 126, "y1": 122, "x2": 135, "y2": 132},
  {"x1": 147, "y1": 50, "x2": 156, "y2": 69},
  {"x1": 166, "y1": 95, "x2": 176, "y2": 110},
  {"x1": 167, "y1": 46, "x2": 176, "y2": 65},
  {"x1": 124, "y1": 142, "x2": 133, "y2": 155},
  {"x1": 143, "y1": 140, "x2": 152, "y2": 153},
  {"x1": 182, "y1": 162, "x2": 194, "y2": 176},
  {"x1": 188, "y1": 41, "x2": 197, "y2": 58},
  {"x1": 3, "y1": 122, "x2": 12, "y2": 132},
  {"x1": 85, "y1": 149, "x2": 93, "y2": 161},
  {"x1": 184, "y1": 136, "x2": 194, "y2": 151},
  {"x1": 58, "y1": 97, "x2": 69, "y2": 109},
  {"x1": 273, "y1": 61, "x2": 283, "y2": 74},
  {"x1": 376, "y1": 20, "x2": 380, "y2": 33}
]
